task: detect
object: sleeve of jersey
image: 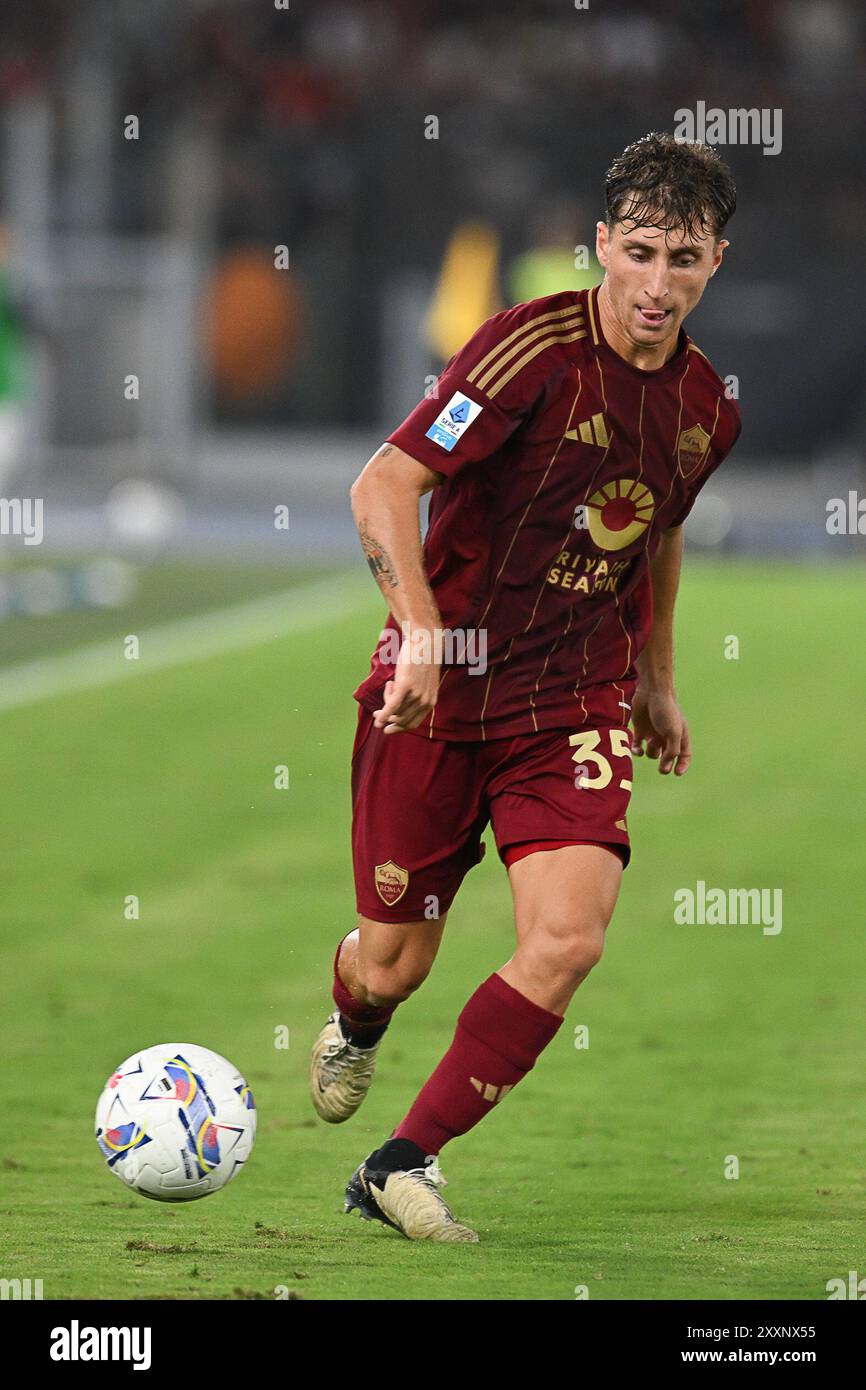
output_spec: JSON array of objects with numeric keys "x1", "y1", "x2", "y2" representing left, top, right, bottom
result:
[
  {"x1": 667, "y1": 406, "x2": 742, "y2": 528},
  {"x1": 385, "y1": 303, "x2": 569, "y2": 478}
]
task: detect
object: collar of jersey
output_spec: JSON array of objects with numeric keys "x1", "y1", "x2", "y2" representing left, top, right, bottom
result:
[{"x1": 587, "y1": 286, "x2": 690, "y2": 384}]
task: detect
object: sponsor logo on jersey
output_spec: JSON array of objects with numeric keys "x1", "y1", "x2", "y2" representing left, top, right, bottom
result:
[
  {"x1": 374, "y1": 860, "x2": 409, "y2": 906},
  {"x1": 425, "y1": 391, "x2": 483, "y2": 452},
  {"x1": 585, "y1": 478, "x2": 655, "y2": 550}
]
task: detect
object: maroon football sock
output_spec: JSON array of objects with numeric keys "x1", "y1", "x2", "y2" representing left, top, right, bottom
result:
[
  {"x1": 392, "y1": 972, "x2": 562, "y2": 1155},
  {"x1": 332, "y1": 937, "x2": 396, "y2": 1045}
]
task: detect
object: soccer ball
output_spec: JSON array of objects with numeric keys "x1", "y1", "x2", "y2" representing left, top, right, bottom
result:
[{"x1": 95, "y1": 1043, "x2": 256, "y2": 1202}]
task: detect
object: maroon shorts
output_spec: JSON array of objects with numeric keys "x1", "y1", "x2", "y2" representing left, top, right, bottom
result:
[{"x1": 351, "y1": 704, "x2": 633, "y2": 923}]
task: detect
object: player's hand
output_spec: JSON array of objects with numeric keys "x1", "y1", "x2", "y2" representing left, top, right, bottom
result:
[
  {"x1": 373, "y1": 649, "x2": 441, "y2": 734},
  {"x1": 630, "y1": 687, "x2": 691, "y2": 775}
]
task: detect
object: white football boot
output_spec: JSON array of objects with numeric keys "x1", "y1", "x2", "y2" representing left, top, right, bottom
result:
[
  {"x1": 310, "y1": 1012, "x2": 381, "y2": 1123},
  {"x1": 345, "y1": 1155, "x2": 479, "y2": 1243}
]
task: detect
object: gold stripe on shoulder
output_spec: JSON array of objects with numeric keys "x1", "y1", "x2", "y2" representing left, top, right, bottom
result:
[
  {"x1": 466, "y1": 302, "x2": 582, "y2": 386},
  {"x1": 487, "y1": 328, "x2": 587, "y2": 397},
  {"x1": 475, "y1": 313, "x2": 583, "y2": 393},
  {"x1": 687, "y1": 342, "x2": 708, "y2": 359}
]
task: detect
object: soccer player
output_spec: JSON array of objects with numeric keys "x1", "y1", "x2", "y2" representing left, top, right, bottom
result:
[{"x1": 310, "y1": 133, "x2": 741, "y2": 1241}]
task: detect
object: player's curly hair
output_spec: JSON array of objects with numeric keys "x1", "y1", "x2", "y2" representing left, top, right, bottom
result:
[{"x1": 605, "y1": 132, "x2": 737, "y2": 238}]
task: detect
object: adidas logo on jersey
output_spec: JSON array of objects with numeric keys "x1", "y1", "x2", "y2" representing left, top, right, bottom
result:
[{"x1": 565, "y1": 413, "x2": 610, "y2": 447}]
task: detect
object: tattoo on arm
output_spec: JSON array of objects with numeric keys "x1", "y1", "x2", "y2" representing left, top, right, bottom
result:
[{"x1": 359, "y1": 520, "x2": 398, "y2": 589}]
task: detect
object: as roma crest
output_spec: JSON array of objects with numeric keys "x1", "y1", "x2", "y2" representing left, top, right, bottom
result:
[
  {"x1": 374, "y1": 860, "x2": 409, "y2": 907},
  {"x1": 677, "y1": 423, "x2": 711, "y2": 479}
]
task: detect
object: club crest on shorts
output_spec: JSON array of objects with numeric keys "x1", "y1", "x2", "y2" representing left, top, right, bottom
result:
[
  {"x1": 676, "y1": 423, "x2": 711, "y2": 479},
  {"x1": 374, "y1": 860, "x2": 409, "y2": 906}
]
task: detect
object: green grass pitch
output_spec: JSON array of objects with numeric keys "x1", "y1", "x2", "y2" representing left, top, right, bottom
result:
[{"x1": 1, "y1": 557, "x2": 863, "y2": 1301}]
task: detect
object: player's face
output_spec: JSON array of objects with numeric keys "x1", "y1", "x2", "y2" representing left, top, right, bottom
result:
[{"x1": 595, "y1": 219, "x2": 727, "y2": 351}]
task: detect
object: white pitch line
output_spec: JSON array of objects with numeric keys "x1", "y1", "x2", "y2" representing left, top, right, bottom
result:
[{"x1": 0, "y1": 570, "x2": 369, "y2": 712}]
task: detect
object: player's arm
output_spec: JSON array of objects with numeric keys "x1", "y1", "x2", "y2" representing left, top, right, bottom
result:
[
  {"x1": 352, "y1": 299, "x2": 564, "y2": 731},
  {"x1": 631, "y1": 524, "x2": 692, "y2": 776},
  {"x1": 350, "y1": 442, "x2": 444, "y2": 734}
]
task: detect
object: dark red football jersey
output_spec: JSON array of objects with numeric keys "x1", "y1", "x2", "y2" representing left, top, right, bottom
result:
[{"x1": 354, "y1": 285, "x2": 741, "y2": 740}]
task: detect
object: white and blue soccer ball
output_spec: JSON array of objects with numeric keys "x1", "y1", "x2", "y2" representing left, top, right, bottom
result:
[{"x1": 95, "y1": 1043, "x2": 256, "y2": 1202}]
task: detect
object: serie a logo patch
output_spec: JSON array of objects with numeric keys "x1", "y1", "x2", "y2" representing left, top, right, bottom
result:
[{"x1": 425, "y1": 391, "x2": 483, "y2": 452}]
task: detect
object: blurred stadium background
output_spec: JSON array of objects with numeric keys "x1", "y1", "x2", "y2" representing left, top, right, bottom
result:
[
  {"x1": 0, "y1": 0, "x2": 864, "y2": 613},
  {"x1": 3, "y1": 0, "x2": 866, "y2": 1301}
]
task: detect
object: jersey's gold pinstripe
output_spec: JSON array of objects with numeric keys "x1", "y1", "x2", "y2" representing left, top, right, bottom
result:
[{"x1": 356, "y1": 287, "x2": 742, "y2": 741}]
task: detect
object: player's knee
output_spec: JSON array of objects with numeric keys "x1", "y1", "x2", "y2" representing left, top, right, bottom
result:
[
  {"x1": 568, "y1": 930, "x2": 606, "y2": 980},
  {"x1": 549, "y1": 935, "x2": 604, "y2": 985},
  {"x1": 356, "y1": 955, "x2": 431, "y2": 1005},
  {"x1": 521, "y1": 912, "x2": 608, "y2": 984}
]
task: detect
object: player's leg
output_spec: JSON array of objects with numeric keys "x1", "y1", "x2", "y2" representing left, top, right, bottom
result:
[
  {"x1": 311, "y1": 705, "x2": 485, "y2": 1124},
  {"x1": 310, "y1": 914, "x2": 446, "y2": 1124},
  {"x1": 336, "y1": 914, "x2": 446, "y2": 1022},
  {"x1": 346, "y1": 844, "x2": 621, "y2": 1241},
  {"x1": 389, "y1": 844, "x2": 621, "y2": 1154},
  {"x1": 346, "y1": 718, "x2": 631, "y2": 1240},
  {"x1": 499, "y1": 841, "x2": 623, "y2": 1013}
]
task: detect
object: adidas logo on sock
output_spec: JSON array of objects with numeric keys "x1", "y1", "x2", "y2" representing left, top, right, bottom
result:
[{"x1": 470, "y1": 1077, "x2": 513, "y2": 1105}]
